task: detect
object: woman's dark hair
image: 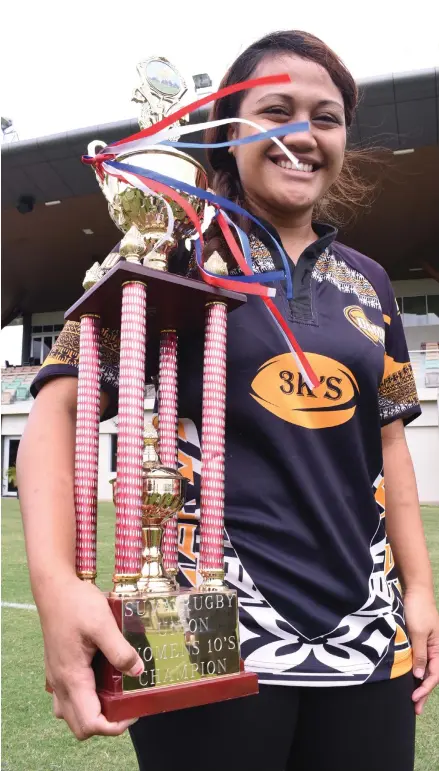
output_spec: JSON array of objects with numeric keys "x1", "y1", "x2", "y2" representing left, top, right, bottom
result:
[{"x1": 205, "y1": 30, "x2": 376, "y2": 239}]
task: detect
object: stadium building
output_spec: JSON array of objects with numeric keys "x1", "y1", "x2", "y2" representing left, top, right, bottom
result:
[{"x1": 2, "y1": 68, "x2": 439, "y2": 501}]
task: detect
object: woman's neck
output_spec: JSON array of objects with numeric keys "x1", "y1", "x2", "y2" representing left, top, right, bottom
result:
[
  {"x1": 248, "y1": 201, "x2": 317, "y2": 264},
  {"x1": 275, "y1": 220, "x2": 318, "y2": 264}
]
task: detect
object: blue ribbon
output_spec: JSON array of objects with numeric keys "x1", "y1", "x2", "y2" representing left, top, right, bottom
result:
[
  {"x1": 105, "y1": 159, "x2": 294, "y2": 299},
  {"x1": 162, "y1": 121, "x2": 309, "y2": 150},
  {"x1": 218, "y1": 210, "x2": 253, "y2": 269}
]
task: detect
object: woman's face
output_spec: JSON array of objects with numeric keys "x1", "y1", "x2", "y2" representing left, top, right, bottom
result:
[{"x1": 231, "y1": 54, "x2": 347, "y2": 221}]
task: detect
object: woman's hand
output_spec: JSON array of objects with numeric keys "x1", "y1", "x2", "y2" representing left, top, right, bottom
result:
[
  {"x1": 39, "y1": 572, "x2": 144, "y2": 739},
  {"x1": 404, "y1": 589, "x2": 439, "y2": 715}
]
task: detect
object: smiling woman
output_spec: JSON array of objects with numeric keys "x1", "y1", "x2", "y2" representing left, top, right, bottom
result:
[
  {"x1": 205, "y1": 31, "x2": 375, "y2": 245},
  {"x1": 18, "y1": 28, "x2": 438, "y2": 771}
]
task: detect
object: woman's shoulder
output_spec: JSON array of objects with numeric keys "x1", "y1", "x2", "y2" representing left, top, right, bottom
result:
[
  {"x1": 330, "y1": 240, "x2": 394, "y2": 311},
  {"x1": 332, "y1": 240, "x2": 390, "y2": 287}
]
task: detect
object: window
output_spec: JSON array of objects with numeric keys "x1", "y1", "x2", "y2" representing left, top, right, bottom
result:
[
  {"x1": 427, "y1": 295, "x2": 439, "y2": 325},
  {"x1": 110, "y1": 434, "x2": 117, "y2": 473},
  {"x1": 30, "y1": 324, "x2": 60, "y2": 364},
  {"x1": 402, "y1": 296, "x2": 427, "y2": 327},
  {"x1": 397, "y1": 295, "x2": 439, "y2": 327}
]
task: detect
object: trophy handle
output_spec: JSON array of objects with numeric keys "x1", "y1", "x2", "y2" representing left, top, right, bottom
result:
[{"x1": 87, "y1": 139, "x2": 107, "y2": 157}]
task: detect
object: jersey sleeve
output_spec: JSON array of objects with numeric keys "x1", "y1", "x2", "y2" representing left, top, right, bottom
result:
[
  {"x1": 30, "y1": 320, "x2": 121, "y2": 420},
  {"x1": 378, "y1": 278, "x2": 421, "y2": 427}
]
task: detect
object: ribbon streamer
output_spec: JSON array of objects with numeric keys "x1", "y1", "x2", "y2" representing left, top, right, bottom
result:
[
  {"x1": 105, "y1": 73, "x2": 292, "y2": 150},
  {"x1": 84, "y1": 71, "x2": 319, "y2": 388},
  {"x1": 103, "y1": 158, "x2": 294, "y2": 300},
  {"x1": 94, "y1": 118, "x2": 308, "y2": 171}
]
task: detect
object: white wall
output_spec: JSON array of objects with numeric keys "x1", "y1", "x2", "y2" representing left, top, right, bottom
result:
[
  {"x1": 1, "y1": 413, "x2": 29, "y2": 435},
  {"x1": 391, "y1": 279, "x2": 439, "y2": 298},
  {"x1": 405, "y1": 394, "x2": 439, "y2": 504},
  {"x1": 31, "y1": 311, "x2": 65, "y2": 326},
  {"x1": 1, "y1": 400, "x2": 154, "y2": 501},
  {"x1": 404, "y1": 325, "x2": 439, "y2": 350},
  {"x1": 2, "y1": 397, "x2": 437, "y2": 503},
  {"x1": 98, "y1": 419, "x2": 117, "y2": 501}
]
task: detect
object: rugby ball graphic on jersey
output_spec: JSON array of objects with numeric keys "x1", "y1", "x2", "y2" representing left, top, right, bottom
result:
[
  {"x1": 250, "y1": 353, "x2": 359, "y2": 428},
  {"x1": 344, "y1": 305, "x2": 385, "y2": 346}
]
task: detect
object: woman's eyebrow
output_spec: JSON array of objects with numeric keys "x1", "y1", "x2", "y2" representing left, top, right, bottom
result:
[
  {"x1": 315, "y1": 99, "x2": 344, "y2": 111},
  {"x1": 255, "y1": 94, "x2": 344, "y2": 111},
  {"x1": 255, "y1": 92, "x2": 291, "y2": 104}
]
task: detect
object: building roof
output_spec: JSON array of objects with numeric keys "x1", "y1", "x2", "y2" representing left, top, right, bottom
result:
[{"x1": 2, "y1": 69, "x2": 439, "y2": 326}]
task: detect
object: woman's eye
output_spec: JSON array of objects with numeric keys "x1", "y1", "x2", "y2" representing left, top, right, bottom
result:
[
  {"x1": 263, "y1": 107, "x2": 290, "y2": 117},
  {"x1": 314, "y1": 114, "x2": 342, "y2": 124}
]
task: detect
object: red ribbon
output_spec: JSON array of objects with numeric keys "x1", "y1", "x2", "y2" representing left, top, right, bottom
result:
[{"x1": 106, "y1": 73, "x2": 291, "y2": 151}]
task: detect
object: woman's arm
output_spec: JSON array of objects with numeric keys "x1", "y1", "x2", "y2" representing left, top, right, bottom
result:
[
  {"x1": 17, "y1": 377, "x2": 143, "y2": 738},
  {"x1": 381, "y1": 418, "x2": 439, "y2": 714}
]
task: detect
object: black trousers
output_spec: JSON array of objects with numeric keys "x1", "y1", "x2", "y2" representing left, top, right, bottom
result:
[{"x1": 130, "y1": 672, "x2": 415, "y2": 771}]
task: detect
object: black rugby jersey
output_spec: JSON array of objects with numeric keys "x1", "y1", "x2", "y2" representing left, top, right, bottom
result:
[{"x1": 32, "y1": 223, "x2": 420, "y2": 685}]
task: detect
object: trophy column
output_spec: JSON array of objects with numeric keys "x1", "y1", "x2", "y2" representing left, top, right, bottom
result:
[
  {"x1": 158, "y1": 329, "x2": 179, "y2": 578},
  {"x1": 75, "y1": 314, "x2": 101, "y2": 583},
  {"x1": 112, "y1": 281, "x2": 147, "y2": 595},
  {"x1": 199, "y1": 300, "x2": 228, "y2": 590}
]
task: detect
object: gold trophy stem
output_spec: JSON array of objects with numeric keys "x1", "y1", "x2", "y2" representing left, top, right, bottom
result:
[
  {"x1": 77, "y1": 571, "x2": 97, "y2": 584},
  {"x1": 199, "y1": 569, "x2": 228, "y2": 592},
  {"x1": 137, "y1": 524, "x2": 175, "y2": 594},
  {"x1": 111, "y1": 576, "x2": 141, "y2": 597}
]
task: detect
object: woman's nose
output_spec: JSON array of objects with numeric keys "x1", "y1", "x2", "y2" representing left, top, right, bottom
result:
[{"x1": 282, "y1": 126, "x2": 317, "y2": 152}]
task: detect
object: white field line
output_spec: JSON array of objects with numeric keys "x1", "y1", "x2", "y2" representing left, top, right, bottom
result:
[{"x1": 1, "y1": 601, "x2": 37, "y2": 610}]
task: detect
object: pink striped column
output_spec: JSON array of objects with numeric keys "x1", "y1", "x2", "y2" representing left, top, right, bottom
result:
[
  {"x1": 199, "y1": 300, "x2": 228, "y2": 589},
  {"x1": 158, "y1": 330, "x2": 179, "y2": 577},
  {"x1": 113, "y1": 281, "x2": 146, "y2": 594},
  {"x1": 75, "y1": 314, "x2": 101, "y2": 582}
]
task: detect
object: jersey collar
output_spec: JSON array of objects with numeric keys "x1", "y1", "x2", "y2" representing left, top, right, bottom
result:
[{"x1": 252, "y1": 219, "x2": 337, "y2": 267}]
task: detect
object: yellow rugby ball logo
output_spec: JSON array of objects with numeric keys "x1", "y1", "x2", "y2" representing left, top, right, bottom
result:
[
  {"x1": 344, "y1": 305, "x2": 384, "y2": 346},
  {"x1": 250, "y1": 353, "x2": 359, "y2": 429}
]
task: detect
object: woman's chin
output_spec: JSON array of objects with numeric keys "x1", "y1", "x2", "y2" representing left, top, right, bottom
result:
[{"x1": 270, "y1": 193, "x2": 316, "y2": 217}]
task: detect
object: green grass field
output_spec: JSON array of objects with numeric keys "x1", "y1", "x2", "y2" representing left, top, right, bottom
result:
[{"x1": 2, "y1": 499, "x2": 438, "y2": 771}]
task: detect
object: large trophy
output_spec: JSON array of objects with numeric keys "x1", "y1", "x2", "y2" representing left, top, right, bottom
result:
[{"x1": 64, "y1": 57, "x2": 258, "y2": 720}]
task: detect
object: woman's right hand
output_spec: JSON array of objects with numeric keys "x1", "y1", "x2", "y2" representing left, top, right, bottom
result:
[{"x1": 38, "y1": 572, "x2": 144, "y2": 740}]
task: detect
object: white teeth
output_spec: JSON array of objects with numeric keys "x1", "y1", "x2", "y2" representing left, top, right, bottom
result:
[{"x1": 274, "y1": 159, "x2": 314, "y2": 172}]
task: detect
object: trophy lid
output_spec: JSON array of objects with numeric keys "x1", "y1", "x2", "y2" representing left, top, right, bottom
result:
[
  {"x1": 132, "y1": 56, "x2": 190, "y2": 131},
  {"x1": 139, "y1": 58, "x2": 185, "y2": 99}
]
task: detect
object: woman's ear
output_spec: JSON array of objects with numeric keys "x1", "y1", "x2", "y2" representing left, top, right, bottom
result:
[
  {"x1": 227, "y1": 126, "x2": 237, "y2": 144},
  {"x1": 227, "y1": 127, "x2": 237, "y2": 157}
]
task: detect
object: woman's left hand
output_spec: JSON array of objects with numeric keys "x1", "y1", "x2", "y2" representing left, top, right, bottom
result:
[{"x1": 404, "y1": 590, "x2": 439, "y2": 715}]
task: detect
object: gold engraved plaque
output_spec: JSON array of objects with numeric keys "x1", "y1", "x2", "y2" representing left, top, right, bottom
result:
[{"x1": 122, "y1": 589, "x2": 240, "y2": 691}]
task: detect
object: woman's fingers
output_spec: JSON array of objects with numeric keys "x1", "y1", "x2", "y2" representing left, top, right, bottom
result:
[{"x1": 412, "y1": 650, "x2": 439, "y2": 714}]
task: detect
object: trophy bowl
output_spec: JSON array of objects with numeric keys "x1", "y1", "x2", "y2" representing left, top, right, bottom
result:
[{"x1": 89, "y1": 142, "x2": 208, "y2": 271}]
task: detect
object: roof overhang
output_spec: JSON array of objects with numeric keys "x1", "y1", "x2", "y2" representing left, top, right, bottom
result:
[{"x1": 2, "y1": 69, "x2": 439, "y2": 326}]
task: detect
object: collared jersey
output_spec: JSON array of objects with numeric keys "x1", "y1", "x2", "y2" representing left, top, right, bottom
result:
[{"x1": 32, "y1": 223, "x2": 421, "y2": 686}]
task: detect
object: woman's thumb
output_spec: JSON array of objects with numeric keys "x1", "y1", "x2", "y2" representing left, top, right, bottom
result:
[
  {"x1": 95, "y1": 618, "x2": 144, "y2": 678},
  {"x1": 411, "y1": 629, "x2": 428, "y2": 679}
]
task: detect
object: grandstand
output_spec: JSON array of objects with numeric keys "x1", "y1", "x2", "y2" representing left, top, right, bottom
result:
[{"x1": 1, "y1": 366, "x2": 40, "y2": 405}]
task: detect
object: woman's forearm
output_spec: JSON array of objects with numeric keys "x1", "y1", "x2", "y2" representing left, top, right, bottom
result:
[
  {"x1": 381, "y1": 419, "x2": 434, "y2": 598},
  {"x1": 17, "y1": 378, "x2": 79, "y2": 603}
]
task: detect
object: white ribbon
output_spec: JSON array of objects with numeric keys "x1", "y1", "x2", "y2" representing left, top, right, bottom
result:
[{"x1": 101, "y1": 116, "x2": 301, "y2": 169}]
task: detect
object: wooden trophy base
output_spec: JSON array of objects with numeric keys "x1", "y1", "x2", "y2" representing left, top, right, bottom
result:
[
  {"x1": 93, "y1": 592, "x2": 258, "y2": 721},
  {"x1": 98, "y1": 663, "x2": 258, "y2": 722}
]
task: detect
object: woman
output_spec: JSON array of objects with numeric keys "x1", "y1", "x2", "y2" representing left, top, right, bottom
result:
[{"x1": 18, "y1": 30, "x2": 438, "y2": 771}]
